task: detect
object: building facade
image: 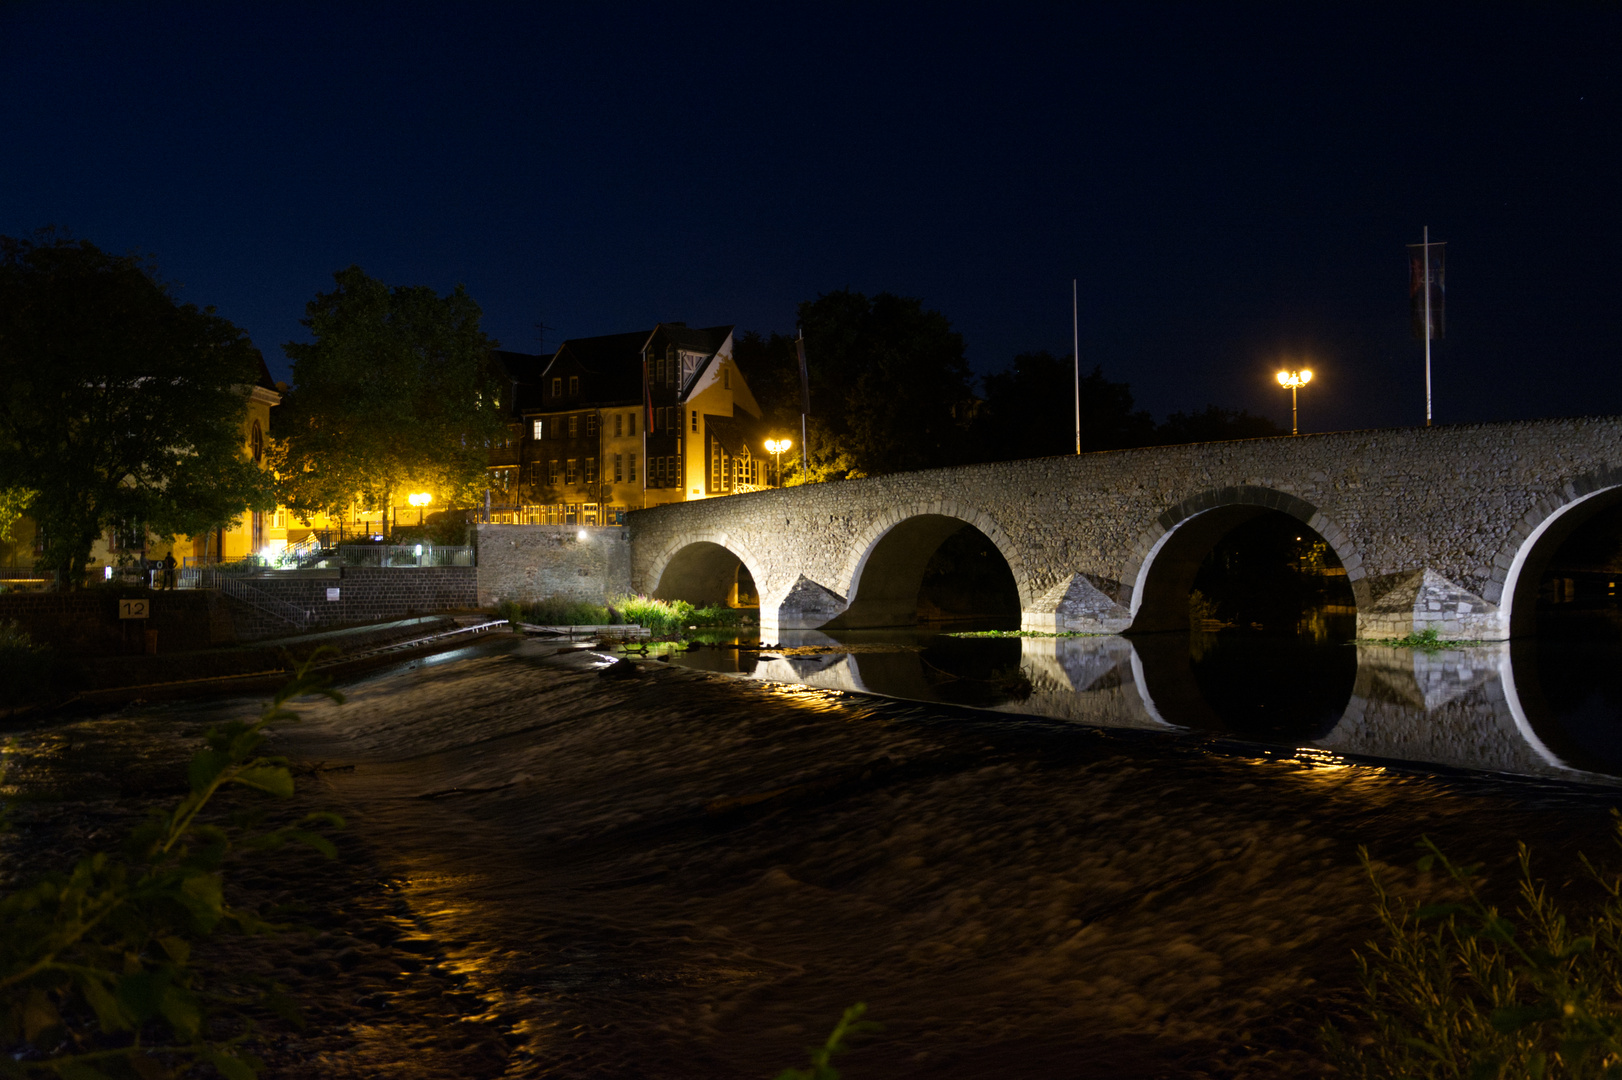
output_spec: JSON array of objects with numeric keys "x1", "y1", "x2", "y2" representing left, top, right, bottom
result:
[{"x1": 486, "y1": 323, "x2": 772, "y2": 524}]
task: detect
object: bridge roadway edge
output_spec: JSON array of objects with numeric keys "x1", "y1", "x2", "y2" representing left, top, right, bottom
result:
[{"x1": 624, "y1": 417, "x2": 1622, "y2": 642}]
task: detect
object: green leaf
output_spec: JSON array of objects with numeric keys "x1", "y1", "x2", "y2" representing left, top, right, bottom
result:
[
  {"x1": 1416, "y1": 854, "x2": 1435, "y2": 872},
  {"x1": 188, "y1": 748, "x2": 233, "y2": 793},
  {"x1": 286, "y1": 829, "x2": 337, "y2": 859},
  {"x1": 231, "y1": 765, "x2": 294, "y2": 797},
  {"x1": 157, "y1": 934, "x2": 191, "y2": 964},
  {"x1": 79, "y1": 973, "x2": 133, "y2": 1033},
  {"x1": 159, "y1": 985, "x2": 200, "y2": 1038},
  {"x1": 206, "y1": 1050, "x2": 259, "y2": 1080}
]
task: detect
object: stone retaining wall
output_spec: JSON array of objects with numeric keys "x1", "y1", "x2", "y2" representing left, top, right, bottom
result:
[
  {"x1": 0, "y1": 589, "x2": 236, "y2": 654},
  {"x1": 472, "y1": 524, "x2": 632, "y2": 607},
  {"x1": 227, "y1": 567, "x2": 478, "y2": 641}
]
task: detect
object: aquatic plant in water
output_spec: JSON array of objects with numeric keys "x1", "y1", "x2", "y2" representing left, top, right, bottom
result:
[
  {"x1": 1325, "y1": 824, "x2": 1622, "y2": 1078},
  {"x1": 1366, "y1": 628, "x2": 1489, "y2": 651},
  {"x1": 0, "y1": 656, "x2": 345, "y2": 1078}
]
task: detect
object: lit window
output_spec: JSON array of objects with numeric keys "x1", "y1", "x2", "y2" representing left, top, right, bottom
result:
[
  {"x1": 585, "y1": 457, "x2": 596, "y2": 483},
  {"x1": 548, "y1": 459, "x2": 560, "y2": 485},
  {"x1": 551, "y1": 377, "x2": 561, "y2": 397},
  {"x1": 568, "y1": 415, "x2": 579, "y2": 438},
  {"x1": 566, "y1": 459, "x2": 577, "y2": 484},
  {"x1": 587, "y1": 413, "x2": 598, "y2": 436},
  {"x1": 532, "y1": 420, "x2": 543, "y2": 440},
  {"x1": 568, "y1": 375, "x2": 579, "y2": 396}
]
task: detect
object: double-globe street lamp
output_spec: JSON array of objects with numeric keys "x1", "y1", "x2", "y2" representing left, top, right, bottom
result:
[
  {"x1": 1275, "y1": 368, "x2": 1313, "y2": 436},
  {"x1": 408, "y1": 491, "x2": 433, "y2": 525},
  {"x1": 764, "y1": 438, "x2": 792, "y2": 487}
]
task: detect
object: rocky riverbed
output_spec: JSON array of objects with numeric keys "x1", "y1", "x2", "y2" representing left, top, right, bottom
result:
[{"x1": 4, "y1": 636, "x2": 1620, "y2": 1078}]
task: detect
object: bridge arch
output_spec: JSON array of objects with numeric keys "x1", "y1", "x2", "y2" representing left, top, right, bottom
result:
[
  {"x1": 644, "y1": 531, "x2": 770, "y2": 609},
  {"x1": 1123, "y1": 485, "x2": 1368, "y2": 634},
  {"x1": 1490, "y1": 466, "x2": 1622, "y2": 638},
  {"x1": 831, "y1": 500, "x2": 1032, "y2": 629}
]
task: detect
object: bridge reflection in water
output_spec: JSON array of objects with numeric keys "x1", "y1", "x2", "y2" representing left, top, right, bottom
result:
[{"x1": 666, "y1": 628, "x2": 1622, "y2": 785}]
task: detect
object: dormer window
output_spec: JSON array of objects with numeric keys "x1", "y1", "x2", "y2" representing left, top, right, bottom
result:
[
  {"x1": 551, "y1": 377, "x2": 561, "y2": 398},
  {"x1": 568, "y1": 375, "x2": 579, "y2": 396}
]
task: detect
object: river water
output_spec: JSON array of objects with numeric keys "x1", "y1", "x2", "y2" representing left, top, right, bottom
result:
[{"x1": 249, "y1": 621, "x2": 1622, "y2": 1078}]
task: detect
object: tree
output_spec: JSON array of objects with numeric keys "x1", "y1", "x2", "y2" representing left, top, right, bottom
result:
[
  {"x1": 0, "y1": 232, "x2": 275, "y2": 588},
  {"x1": 975, "y1": 351, "x2": 1155, "y2": 459},
  {"x1": 741, "y1": 291, "x2": 976, "y2": 481},
  {"x1": 1155, "y1": 405, "x2": 1283, "y2": 444},
  {"x1": 272, "y1": 267, "x2": 505, "y2": 533}
]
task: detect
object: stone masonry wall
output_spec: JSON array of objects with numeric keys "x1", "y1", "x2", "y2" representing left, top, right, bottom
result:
[
  {"x1": 625, "y1": 417, "x2": 1622, "y2": 640},
  {"x1": 227, "y1": 567, "x2": 477, "y2": 641},
  {"x1": 473, "y1": 524, "x2": 632, "y2": 607},
  {"x1": 0, "y1": 589, "x2": 236, "y2": 654}
]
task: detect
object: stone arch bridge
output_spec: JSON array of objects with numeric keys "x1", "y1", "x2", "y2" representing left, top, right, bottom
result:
[{"x1": 626, "y1": 418, "x2": 1622, "y2": 642}]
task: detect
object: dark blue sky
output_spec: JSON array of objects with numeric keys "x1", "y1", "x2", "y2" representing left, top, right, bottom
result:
[{"x1": 4, "y1": 3, "x2": 1619, "y2": 434}]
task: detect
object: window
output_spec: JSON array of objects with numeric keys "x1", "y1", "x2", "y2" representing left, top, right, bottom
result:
[
  {"x1": 587, "y1": 413, "x2": 598, "y2": 436},
  {"x1": 532, "y1": 420, "x2": 543, "y2": 440},
  {"x1": 712, "y1": 444, "x2": 723, "y2": 490},
  {"x1": 628, "y1": 452, "x2": 637, "y2": 482},
  {"x1": 614, "y1": 413, "x2": 623, "y2": 437},
  {"x1": 551, "y1": 377, "x2": 561, "y2": 398},
  {"x1": 723, "y1": 367, "x2": 731, "y2": 391},
  {"x1": 568, "y1": 375, "x2": 579, "y2": 396},
  {"x1": 566, "y1": 459, "x2": 578, "y2": 484},
  {"x1": 627, "y1": 411, "x2": 636, "y2": 436},
  {"x1": 568, "y1": 415, "x2": 579, "y2": 438},
  {"x1": 548, "y1": 459, "x2": 560, "y2": 485},
  {"x1": 614, "y1": 453, "x2": 623, "y2": 482},
  {"x1": 691, "y1": 409, "x2": 699, "y2": 433},
  {"x1": 250, "y1": 419, "x2": 263, "y2": 464},
  {"x1": 585, "y1": 457, "x2": 597, "y2": 483}
]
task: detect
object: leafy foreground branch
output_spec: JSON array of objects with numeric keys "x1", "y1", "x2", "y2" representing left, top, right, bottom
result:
[
  {"x1": 1, "y1": 658, "x2": 345, "y2": 1079},
  {"x1": 776, "y1": 1002, "x2": 879, "y2": 1080},
  {"x1": 1327, "y1": 824, "x2": 1622, "y2": 1078}
]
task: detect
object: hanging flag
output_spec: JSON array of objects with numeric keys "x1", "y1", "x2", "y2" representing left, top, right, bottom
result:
[
  {"x1": 795, "y1": 333, "x2": 811, "y2": 414},
  {"x1": 1407, "y1": 241, "x2": 1447, "y2": 340},
  {"x1": 643, "y1": 354, "x2": 654, "y2": 428}
]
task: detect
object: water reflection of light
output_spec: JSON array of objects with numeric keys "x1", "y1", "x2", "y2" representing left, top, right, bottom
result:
[{"x1": 1290, "y1": 747, "x2": 1355, "y2": 772}]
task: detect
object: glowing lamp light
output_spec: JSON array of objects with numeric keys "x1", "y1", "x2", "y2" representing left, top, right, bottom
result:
[
  {"x1": 414, "y1": 544, "x2": 423, "y2": 557},
  {"x1": 764, "y1": 437, "x2": 793, "y2": 487},
  {"x1": 1275, "y1": 368, "x2": 1313, "y2": 436},
  {"x1": 576, "y1": 529, "x2": 588, "y2": 541},
  {"x1": 408, "y1": 492, "x2": 433, "y2": 507}
]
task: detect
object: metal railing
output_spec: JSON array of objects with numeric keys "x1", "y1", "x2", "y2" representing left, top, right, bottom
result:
[
  {"x1": 215, "y1": 573, "x2": 311, "y2": 630},
  {"x1": 0, "y1": 567, "x2": 56, "y2": 591},
  {"x1": 334, "y1": 545, "x2": 474, "y2": 568}
]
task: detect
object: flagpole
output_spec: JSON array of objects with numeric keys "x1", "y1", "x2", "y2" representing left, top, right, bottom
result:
[
  {"x1": 797, "y1": 328, "x2": 808, "y2": 481},
  {"x1": 1073, "y1": 279, "x2": 1081, "y2": 455},
  {"x1": 1423, "y1": 225, "x2": 1432, "y2": 427}
]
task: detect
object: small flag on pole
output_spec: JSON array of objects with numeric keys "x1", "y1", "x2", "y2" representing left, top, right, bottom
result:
[
  {"x1": 1407, "y1": 240, "x2": 1446, "y2": 340},
  {"x1": 795, "y1": 334, "x2": 811, "y2": 414}
]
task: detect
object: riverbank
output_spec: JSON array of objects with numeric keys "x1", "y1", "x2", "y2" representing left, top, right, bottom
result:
[{"x1": 5, "y1": 639, "x2": 1621, "y2": 1077}]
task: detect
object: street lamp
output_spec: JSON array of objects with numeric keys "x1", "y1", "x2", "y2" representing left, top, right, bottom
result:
[
  {"x1": 1275, "y1": 369, "x2": 1313, "y2": 436},
  {"x1": 408, "y1": 491, "x2": 433, "y2": 525},
  {"x1": 764, "y1": 438, "x2": 792, "y2": 487}
]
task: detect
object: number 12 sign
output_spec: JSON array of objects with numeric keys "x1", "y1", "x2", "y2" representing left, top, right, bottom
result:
[{"x1": 118, "y1": 599, "x2": 149, "y2": 620}]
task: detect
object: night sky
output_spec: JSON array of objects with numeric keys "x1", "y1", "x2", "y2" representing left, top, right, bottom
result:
[{"x1": 4, "y1": 4, "x2": 1619, "y2": 436}]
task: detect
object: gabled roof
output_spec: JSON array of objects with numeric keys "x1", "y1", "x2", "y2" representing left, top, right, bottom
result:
[
  {"x1": 531, "y1": 323, "x2": 737, "y2": 410},
  {"x1": 490, "y1": 349, "x2": 554, "y2": 415}
]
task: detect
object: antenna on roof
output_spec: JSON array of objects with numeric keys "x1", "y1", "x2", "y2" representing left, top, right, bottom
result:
[{"x1": 534, "y1": 320, "x2": 555, "y2": 354}]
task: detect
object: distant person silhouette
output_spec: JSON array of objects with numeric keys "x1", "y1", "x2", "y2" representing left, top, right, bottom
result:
[{"x1": 161, "y1": 551, "x2": 177, "y2": 590}]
